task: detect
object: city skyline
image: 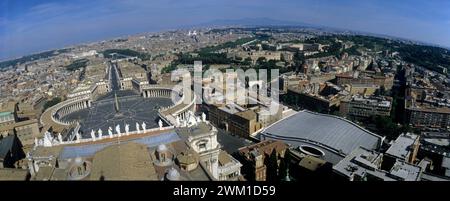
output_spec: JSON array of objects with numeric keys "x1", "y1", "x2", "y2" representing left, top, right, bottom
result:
[
  {"x1": 1, "y1": 0, "x2": 450, "y2": 60},
  {"x1": 2, "y1": 12, "x2": 450, "y2": 183}
]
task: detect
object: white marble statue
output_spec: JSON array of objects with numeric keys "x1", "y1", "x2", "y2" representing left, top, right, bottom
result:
[
  {"x1": 76, "y1": 131, "x2": 81, "y2": 142},
  {"x1": 34, "y1": 137, "x2": 39, "y2": 147},
  {"x1": 43, "y1": 131, "x2": 53, "y2": 147},
  {"x1": 108, "y1": 127, "x2": 113, "y2": 138},
  {"x1": 115, "y1": 124, "x2": 121, "y2": 136},
  {"x1": 188, "y1": 114, "x2": 197, "y2": 127},
  {"x1": 57, "y1": 133, "x2": 63, "y2": 144},
  {"x1": 201, "y1": 112, "x2": 206, "y2": 122},
  {"x1": 136, "y1": 122, "x2": 141, "y2": 133},
  {"x1": 98, "y1": 129, "x2": 103, "y2": 139},
  {"x1": 176, "y1": 116, "x2": 181, "y2": 127},
  {"x1": 125, "y1": 124, "x2": 130, "y2": 135},
  {"x1": 142, "y1": 122, "x2": 147, "y2": 132},
  {"x1": 158, "y1": 119, "x2": 163, "y2": 129},
  {"x1": 90, "y1": 129, "x2": 96, "y2": 141}
]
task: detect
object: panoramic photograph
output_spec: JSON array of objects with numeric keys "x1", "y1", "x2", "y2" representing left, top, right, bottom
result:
[{"x1": 1, "y1": 0, "x2": 450, "y2": 199}]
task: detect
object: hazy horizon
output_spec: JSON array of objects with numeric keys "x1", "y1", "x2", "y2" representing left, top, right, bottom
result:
[{"x1": 1, "y1": 0, "x2": 450, "y2": 60}]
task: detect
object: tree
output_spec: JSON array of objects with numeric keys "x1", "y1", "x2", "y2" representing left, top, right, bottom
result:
[
  {"x1": 242, "y1": 57, "x2": 253, "y2": 66},
  {"x1": 43, "y1": 97, "x2": 62, "y2": 111},
  {"x1": 266, "y1": 150, "x2": 279, "y2": 181},
  {"x1": 375, "y1": 86, "x2": 386, "y2": 96},
  {"x1": 257, "y1": 57, "x2": 266, "y2": 64},
  {"x1": 161, "y1": 62, "x2": 178, "y2": 74},
  {"x1": 279, "y1": 156, "x2": 287, "y2": 180},
  {"x1": 279, "y1": 152, "x2": 291, "y2": 181},
  {"x1": 293, "y1": 50, "x2": 305, "y2": 64},
  {"x1": 380, "y1": 86, "x2": 386, "y2": 95},
  {"x1": 66, "y1": 59, "x2": 88, "y2": 71},
  {"x1": 371, "y1": 115, "x2": 402, "y2": 140},
  {"x1": 292, "y1": 50, "x2": 305, "y2": 73}
]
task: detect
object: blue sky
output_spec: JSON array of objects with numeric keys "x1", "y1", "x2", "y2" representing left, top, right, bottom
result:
[{"x1": 1, "y1": 0, "x2": 450, "y2": 60}]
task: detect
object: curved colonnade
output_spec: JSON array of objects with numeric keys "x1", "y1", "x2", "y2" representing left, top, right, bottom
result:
[
  {"x1": 40, "y1": 95, "x2": 92, "y2": 132},
  {"x1": 141, "y1": 85, "x2": 197, "y2": 126}
]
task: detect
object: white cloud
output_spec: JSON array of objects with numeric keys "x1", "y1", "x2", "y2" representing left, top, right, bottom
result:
[{"x1": 28, "y1": 2, "x2": 76, "y2": 16}]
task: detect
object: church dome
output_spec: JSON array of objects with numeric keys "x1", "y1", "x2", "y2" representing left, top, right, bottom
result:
[
  {"x1": 74, "y1": 157, "x2": 83, "y2": 165},
  {"x1": 157, "y1": 144, "x2": 168, "y2": 152}
]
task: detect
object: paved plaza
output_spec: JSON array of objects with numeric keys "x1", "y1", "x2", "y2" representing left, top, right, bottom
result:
[{"x1": 61, "y1": 95, "x2": 173, "y2": 138}]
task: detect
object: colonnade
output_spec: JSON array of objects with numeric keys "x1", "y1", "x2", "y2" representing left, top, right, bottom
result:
[
  {"x1": 174, "y1": 103, "x2": 196, "y2": 121},
  {"x1": 142, "y1": 89, "x2": 172, "y2": 98},
  {"x1": 55, "y1": 100, "x2": 91, "y2": 120}
]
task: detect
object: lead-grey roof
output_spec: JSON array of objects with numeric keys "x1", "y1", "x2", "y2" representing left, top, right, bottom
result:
[
  {"x1": 389, "y1": 160, "x2": 421, "y2": 181},
  {"x1": 421, "y1": 172, "x2": 450, "y2": 181},
  {"x1": 261, "y1": 110, "x2": 383, "y2": 155},
  {"x1": 332, "y1": 146, "x2": 387, "y2": 179},
  {"x1": 385, "y1": 133, "x2": 418, "y2": 159},
  {"x1": 442, "y1": 156, "x2": 450, "y2": 169}
]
